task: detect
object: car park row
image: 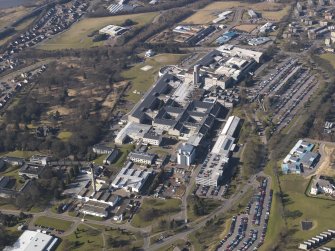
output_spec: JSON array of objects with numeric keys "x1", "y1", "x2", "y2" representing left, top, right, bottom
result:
[{"x1": 217, "y1": 177, "x2": 273, "y2": 251}]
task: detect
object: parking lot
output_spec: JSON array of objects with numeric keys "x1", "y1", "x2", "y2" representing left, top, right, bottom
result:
[
  {"x1": 194, "y1": 183, "x2": 228, "y2": 199},
  {"x1": 247, "y1": 56, "x2": 319, "y2": 133},
  {"x1": 216, "y1": 176, "x2": 273, "y2": 251}
]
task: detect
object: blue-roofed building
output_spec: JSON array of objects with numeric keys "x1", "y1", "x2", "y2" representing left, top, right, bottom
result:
[
  {"x1": 216, "y1": 31, "x2": 238, "y2": 45},
  {"x1": 282, "y1": 162, "x2": 302, "y2": 174},
  {"x1": 281, "y1": 139, "x2": 320, "y2": 174}
]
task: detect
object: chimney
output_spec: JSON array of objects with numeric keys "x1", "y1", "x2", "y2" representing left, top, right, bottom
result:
[
  {"x1": 90, "y1": 163, "x2": 96, "y2": 193},
  {"x1": 193, "y1": 65, "x2": 200, "y2": 85}
]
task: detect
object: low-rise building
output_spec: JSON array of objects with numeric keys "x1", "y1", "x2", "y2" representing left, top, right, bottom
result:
[
  {"x1": 115, "y1": 122, "x2": 152, "y2": 144},
  {"x1": 99, "y1": 25, "x2": 128, "y2": 37},
  {"x1": 19, "y1": 163, "x2": 47, "y2": 179},
  {"x1": 80, "y1": 201, "x2": 109, "y2": 218},
  {"x1": 103, "y1": 148, "x2": 119, "y2": 165},
  {"x1": 29, "y1": 155, "x2": 50, "y2": 166},
  {"x1": 282, "y1": 139, "x2": 319, "y2": 174},
  {"x1": 128, "y1": 152, "x2": 156, "y2": 165},
  {"x1": 2, "y1": 156, "x2": 24, "y2": 166},
  {"x1": 4, "y1": 230, "x2": 59, "y2": 251},
  {"x1": 142, "y1": 132, "x2": 162, "y2": 146},
  {"x1": 310, "y1": 176, "x2": 335, "y2": 196},
  {"x1": 93, "y1": 144, "x2": 116, "y2": 155},
  {"x1": 0, "y1": 176, "x2": 10, "y2": 189},
  {"x1": 111, "y1": 161, "x2": 152, "y2": 193}
]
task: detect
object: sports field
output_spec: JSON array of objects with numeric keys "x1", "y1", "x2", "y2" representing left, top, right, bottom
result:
[{"x1": 39, "y1": 12, "x2": 158, "y2": 50}]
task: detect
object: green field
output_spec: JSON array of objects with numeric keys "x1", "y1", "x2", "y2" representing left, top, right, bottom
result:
[
  {"x1": 91, "y1": 224, "x2": 144, "y2": 250},
  {"x1": 56, "y1": 224, "x2": 103, "y2": 251},
  {"x1": 57, "y1": 131, "x2": 73, "y2": 141},
  {"x1": 39, "y1": 12, "x2": 158, "y2": 50},
  {"x1": 34, "y1": 216, "x2": 73, "y2": 231},
  {"x1": 260, "y1": 162, "x2": 285, "y2": 251},
  {"x1": 131, "y1": 198, "x2": 182, "y2": 228},
  {"x1": 113, "y1": 144, "x2": 135, "y2": 167},
  {"x1": 280, "y1": 175, "x2": 334, "y2": 242},
  {"x1": 187, "y1": 196, "x2": 222, "y2": 222},
  {"x1": 319, "y1": 53, "x2": 335, "y2": 68},
  {"x1": 92, "y1": 154, "x2": 107, "y2": 166},
  {"x1": 122, "y1": 53, "x2": 186, "y2": 105},
  {"x1": 0, "y1": 150, "x2": 39, "y2": 159},
  {"x1": 261, "y1": 161, "x2": 335, "y2": 250},
  {"x1": 57, "y1": 224, "x2": 143, "y2": 251}
]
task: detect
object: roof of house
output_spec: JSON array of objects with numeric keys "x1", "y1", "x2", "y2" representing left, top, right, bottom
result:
[{"x1": 128, "y1": 152, "x2": 156, "y2": 162}]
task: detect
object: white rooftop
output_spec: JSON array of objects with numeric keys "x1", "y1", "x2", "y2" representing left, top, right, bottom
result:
[{"x1": 4, "y1": 230, "x2": 58, "y2": 251}]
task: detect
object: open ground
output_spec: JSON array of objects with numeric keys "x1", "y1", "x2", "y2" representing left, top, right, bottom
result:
[{"x1": 182, "y1": 1, "x2": 291, "y2": 24}]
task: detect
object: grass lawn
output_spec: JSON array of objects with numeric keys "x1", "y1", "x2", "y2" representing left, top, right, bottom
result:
[
  {"x1": 319, "y1": 53, "x2": 335, "y2": 68},
  {"x1": 57, "y1": 131, "x2": 73, "y2": 141},
  {"x1": 187, "y1": 196, "x2": 222, "y2": 222},
  {"x1": 56, "y1": 224, "x2": 103, "y2": 251},
  {"x1": 131, "y1": 198, "x2": 181, "y2": 228},
  {"x1": 234, "y1": 24, "x2": 258, "y2": 33},
  {"x1": 156, "y1": 239, "x2": 187, "y2": 251},
  {"x1": 89, "y1": 224, "x2": 144, "y2": 250},
  {"x1": 92, "y1": 154, "x2": 107, "y2": 166},
  {"x1": 280, "y1": 175, "x2": 335, "y2": 244},
  {"x1": 188, "y1": 213, "x2": 231, "y2": 251},
  {"x1": 34, "y1": 216, "x2": 73, "y2": 231},
  {"x1": 121, "y1": 53, "x2": 186, "y2": 105},
  {"x1": 39, "y1": 12, "x2": 158, "y2": 50},
  {"x1": 261, "y1": 5, "x2": 291, "y2": 21},
  {"x1": 0, "y1": 150, "x2": 39, "y2": 159},
  {"x1": 147, "y1": 146, "x2": 170, "y2": 156},
  {"x1": 260, "y1": 161, "x2": 285, "y2": 251},
  {"x1": 112, "y1": 144, "x2": 135, "y2": 168}
]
